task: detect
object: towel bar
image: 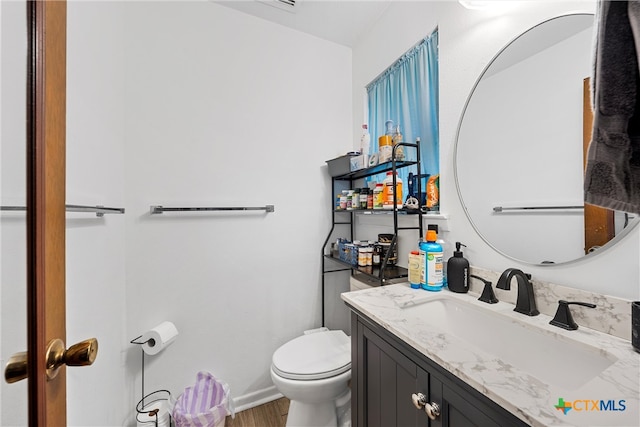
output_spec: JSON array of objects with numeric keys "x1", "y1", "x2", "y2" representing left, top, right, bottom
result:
[
  {"x1": 493, "y1": 205, "x2": 583, "y2": 213},
  {"x1": 0, "y1": 204, "x2": 125, "y2": 217},
  {"x1": 149, "y1": 205, "x2": 275, "y2": 215}
]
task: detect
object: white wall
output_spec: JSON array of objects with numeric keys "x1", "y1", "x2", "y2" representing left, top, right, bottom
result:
[
  {"x1": 66, "y1": 1, "x2": 129, "y2": 425},
  {"x1": 123, "y1": 0, "x2": 352, "y2": 417},
  {"x1": 3, "y1": 1, "x2": 351, "y2": 424},
  {"x1": 353, "y1": 1, "x2": 640, "y2": 300},
  {"x1": 1, "y1": 1, "x2": 29, "y2": 424}
]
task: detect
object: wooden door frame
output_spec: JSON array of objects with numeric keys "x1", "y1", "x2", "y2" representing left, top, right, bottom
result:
[{"x1": 27, "y1": 0, "x2": 67, "y2": 424}]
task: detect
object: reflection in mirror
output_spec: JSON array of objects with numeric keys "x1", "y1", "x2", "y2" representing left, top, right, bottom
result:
[{"x1": 455, "y1": 13, "x2": 638, "y2": 265}]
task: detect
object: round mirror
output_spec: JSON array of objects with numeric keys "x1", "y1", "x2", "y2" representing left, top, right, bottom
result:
[{"x1": 455, "y1": 13, "x2": 638, "y2": 265}]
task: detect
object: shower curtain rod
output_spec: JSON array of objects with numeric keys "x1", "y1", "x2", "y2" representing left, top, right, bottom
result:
[
  {"x1": 150, "y1": 205, "x2": 275, "y2": 215},
  {"x1": 0, "y1": 204, "x2": 125, "y2": 217}
]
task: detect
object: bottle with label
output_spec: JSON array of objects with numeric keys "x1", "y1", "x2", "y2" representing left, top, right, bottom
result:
[
  {"x1": 372, "y1": 244, "x2": 382, "y2": 266},
  {"x1": 352, "y1": 188, "x2": 360, "y2": 210},
  {"x1": 428, "y1": 224, "x2": 448, "y2": 286},
  {"x1": 378, "y1": 135, "x2": 392, "y2": 163},
  {"x1": 408, "y1": 250, "x2": 424, "y2": 289},
  {"x1": 340, "y1": 190, "x2": 348, "y2": 210},
  {"x1": 360, "y1": 124, "x2": 370, "y2": 156},
  {"x1": 358, "y1": 243, "x2": 367, "y2": 267},
  {"x1": 346, "y1": 190, "x2": 354, "y2": 210},
  {"x1": 363, "y1": 244, "x2": 373, "y2": 266},
  {"x1": 447, "y1": 242, "x2": 469, "y2": 293},
  {"x1": 419, "y1": 229, "x2": 443, "y2": 291},
  {"x1": 373, "y1": 183, "x2": 384, "y2": 209},
  {"x1": 359, "y1": 188, "x2": 368, "y2": 210},
  {"x1": 392, "y1": 125, "x2": 405, "y2": 161},
  {"x1": 382, "y1": 171, "x2": 403, "y2": 210}
]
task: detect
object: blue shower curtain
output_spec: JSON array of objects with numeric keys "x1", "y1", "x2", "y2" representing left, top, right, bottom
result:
[{"x1": 366, "y1": 30, "x2": 439, "y2": 200}]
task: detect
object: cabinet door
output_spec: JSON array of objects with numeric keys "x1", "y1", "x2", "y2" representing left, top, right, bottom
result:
[
  {"x1": 351, "y1": 313, "x2": 529, "y2": 427},
  {"x1": 358, "y1": 323, "x2": 432, "y2": 427},
  {"x1": 440, "y1": 380, "x2": 504, "y2": 427}
]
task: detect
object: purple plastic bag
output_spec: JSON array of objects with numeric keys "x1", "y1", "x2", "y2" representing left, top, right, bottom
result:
[{"x1": 173, "y1": 371, "x2": 234, "y2": 427}]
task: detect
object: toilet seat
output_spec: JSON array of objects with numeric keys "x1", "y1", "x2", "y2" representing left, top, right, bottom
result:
[{"x1": 272, "y1": 330, "x2": 351, "y2": 381}]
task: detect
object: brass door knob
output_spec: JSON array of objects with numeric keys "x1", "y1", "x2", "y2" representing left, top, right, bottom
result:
[
  {"x1": 4, "y1": 352, "x2": 28, "y2": 384},
  {"x1": 4, "y1": 338, "x2": 98, "y2": 384}
]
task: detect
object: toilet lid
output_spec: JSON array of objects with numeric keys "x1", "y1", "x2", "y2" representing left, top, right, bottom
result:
[{"x1": 272, "y1": 330, "x2": 351, "y2": 380}]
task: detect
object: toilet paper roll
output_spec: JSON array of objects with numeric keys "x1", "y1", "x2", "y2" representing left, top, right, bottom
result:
[{"x1": 140, "y1": 321, "x2": 178, "y2": 356}]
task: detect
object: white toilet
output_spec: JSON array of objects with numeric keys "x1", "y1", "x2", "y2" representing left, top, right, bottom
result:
[{"x1": 270, "y1": 329, "x2": 351, "y2": 427}]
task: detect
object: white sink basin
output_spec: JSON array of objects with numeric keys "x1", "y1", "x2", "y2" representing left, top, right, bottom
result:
[{"x1": 399, "y1": 296, "x2": 617, "y2": 390}]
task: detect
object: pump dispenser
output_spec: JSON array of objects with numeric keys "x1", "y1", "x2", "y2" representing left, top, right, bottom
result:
[{"x1": 447, "y1": 242, "x2": 469, "y2": 293}]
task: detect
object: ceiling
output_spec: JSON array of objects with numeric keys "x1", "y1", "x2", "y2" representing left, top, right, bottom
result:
[{"x1": 212, "y1": 0, "x2": 394, "y2": 47}]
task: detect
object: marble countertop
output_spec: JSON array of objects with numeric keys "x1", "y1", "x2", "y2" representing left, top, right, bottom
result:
[{"x1": 342, "y1": 283, "x2": 640, "y2": 427}]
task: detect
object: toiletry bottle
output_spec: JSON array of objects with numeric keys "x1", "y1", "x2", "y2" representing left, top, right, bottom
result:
[
  {"x1": 447, "y1": 242, "x2": 469, "y2": 293},
  {"x1": 427, "y1": 224, "x2": 448, "y2": 286},
  {"x1": 360, "y1": 124, "x2": 370, "y2": 156},
  {"x1": 373, "y1": 183, "x2": 384, "y2": 209},
  {"x1": 352, "y1": 188, "x2": 360, "y2": 210},
  {"x1": 408, "y1": 250, "x2": 423, "y2": 289},
  {"x1": 359, "y1": 188, "x2": 368, "y2": 210},
  {"x1": 392, "y1": 125, "x2": 405, "y2": 160},
  {"x1": 385, "y1": 119, "x2": 394, "y2": 136},
  {"x1": 383, "y1": 172, "x2": 403, "y2": 210},
  {"x1": 340, "y1": 190, "x2": 348, "y2": 210},
  {"x1": 419, "y1": 230, "x2": 443, "y2": 291}
]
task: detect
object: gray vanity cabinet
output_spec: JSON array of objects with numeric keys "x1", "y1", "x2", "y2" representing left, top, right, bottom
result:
[
  {"x1": 356, "y1": 315, "x2": 433, "y2": 427},
  {"x1": 351, "y1": 311, "x2": 529, "y2": 427}
]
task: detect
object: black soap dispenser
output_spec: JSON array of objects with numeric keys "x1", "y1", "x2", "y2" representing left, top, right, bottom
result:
[{"x1": 447, "y1": 242, "x2": 469, "y2": 293}]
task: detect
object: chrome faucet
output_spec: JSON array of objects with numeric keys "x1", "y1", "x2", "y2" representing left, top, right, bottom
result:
[{"x1": 496, "y1": 268, "x2": 539, "y2": 316}]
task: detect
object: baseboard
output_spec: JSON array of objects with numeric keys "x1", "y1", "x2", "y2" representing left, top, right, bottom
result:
[{"x1": 231, "y1": 385, "x2": 284, "y2": 413}]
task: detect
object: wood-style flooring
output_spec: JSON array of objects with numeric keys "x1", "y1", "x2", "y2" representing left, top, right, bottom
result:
[{"x1": 225, "y1": 397, "x2": 290, "y2": 427}]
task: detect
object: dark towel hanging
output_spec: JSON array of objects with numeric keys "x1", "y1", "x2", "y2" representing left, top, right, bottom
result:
[{"x1": 584, "y1": 0, "x2": 640, "y2": 214}]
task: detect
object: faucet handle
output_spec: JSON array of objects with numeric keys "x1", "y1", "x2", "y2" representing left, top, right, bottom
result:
[
  {"x1": 470, "y1": 275, "x2": 498, "y2": 304},
  {"x1": 549, "y1": 300, "x2": 596, "y2": 330}
]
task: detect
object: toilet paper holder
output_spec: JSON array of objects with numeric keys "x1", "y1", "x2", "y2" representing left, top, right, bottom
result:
[
  {"x1": 130, "y1": 335, "x2": 154, "y2": 414},
  {"x1": 132, "y1": 321, "x2": 179, "y2": 356},
  {"x1": 130, "y1": 334, "x2": 152, "y2": 346},
  {"x1": 135, "y1": 389, "x2": 174, "y2": 427},
  {"x1": 130, "y1": 322, "x2": 178, "y2": 420}
]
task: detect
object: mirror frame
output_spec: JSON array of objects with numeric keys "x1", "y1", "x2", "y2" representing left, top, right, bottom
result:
[{"x1": 453, "y1": 12, "x2": 639, "y2": 267}]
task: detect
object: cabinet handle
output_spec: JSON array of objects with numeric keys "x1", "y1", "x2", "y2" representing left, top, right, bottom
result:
[
  {"x1": 411, "y1": 392, "x2": 427, "y2": 409},
  {"x1": 424, "y1": 402, "x2": 441, "y2": 420}
]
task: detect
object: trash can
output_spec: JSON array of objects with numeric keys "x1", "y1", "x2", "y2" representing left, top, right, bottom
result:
[{"x1": 173, "y1": 371, "x2": 234, "y2": 427}]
